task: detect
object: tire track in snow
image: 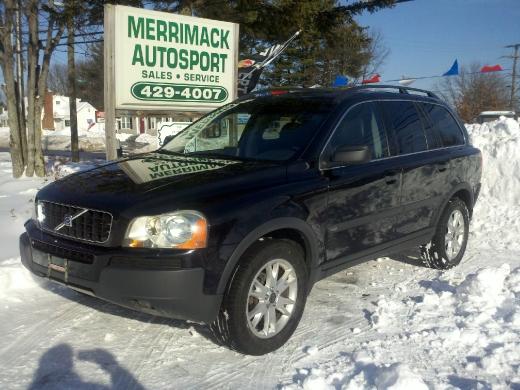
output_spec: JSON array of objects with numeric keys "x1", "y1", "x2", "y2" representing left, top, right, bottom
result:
[
  {"x1": 200, "y1": 289, "x2": 374, "y2": 389},
  {"x1": 0, "y1": 298, "x2": 85, "y2": 360}
]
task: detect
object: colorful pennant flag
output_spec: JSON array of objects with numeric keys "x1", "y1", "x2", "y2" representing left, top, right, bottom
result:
[
  {"x1": 443, "y1": 60, "x2": 459, "y2": 76},
  {"x1": 237, "y1": 31, "x2": 301, "y2": 96},
  {"x1": 398, "y1": 78, "x2": 415, "y2": 86},
  {"x1": 480, "y1": 64, "x2": 503, "y2": 73},
  {"x1": 333, "y1": 75, "x2": 349, "y2": 87},
  {"x1": 362, "y1": 74, "x2": 381, "y2": 84},
  {"x1": 238, "y1": 59, "x2": 256, "y2": 68}
]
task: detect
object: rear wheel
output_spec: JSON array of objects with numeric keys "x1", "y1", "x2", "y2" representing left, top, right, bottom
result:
[
  {"x1": 211, "y1": 239, "x2": 308, "y2": 355},
  {"x1": 421, "y1": 198, "x2": 469, "y2": 270}
]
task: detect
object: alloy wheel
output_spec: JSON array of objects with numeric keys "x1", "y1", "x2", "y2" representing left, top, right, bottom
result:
[
  {"x1": 444, "y1": 209, "x2": 465, "y2": 260},
  {"x1": 246, "y1": 259, "x2": 298, "y2": 339}
]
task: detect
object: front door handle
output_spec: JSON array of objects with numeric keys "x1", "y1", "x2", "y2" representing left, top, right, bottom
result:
[{"x1": 384, "y1": 170, "x2": 400, "y2": 185}]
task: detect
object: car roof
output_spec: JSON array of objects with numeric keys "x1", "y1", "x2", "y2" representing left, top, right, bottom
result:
[{"x1": 240, "y1": 85, "x2": 443, "y2": 106}]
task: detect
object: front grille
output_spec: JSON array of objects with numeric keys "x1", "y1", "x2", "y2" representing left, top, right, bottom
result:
[
  {"x1": 40, "y1": 201, "x2": 112, "y2": 243},
  {"x1": 32, "y1": 240, "x2": 95, "y2": 264}
]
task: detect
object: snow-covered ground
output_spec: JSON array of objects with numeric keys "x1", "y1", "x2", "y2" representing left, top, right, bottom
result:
[
  {"x1": 0, "y1": 126, "x2": 149, "y2": 153},
  {"x1": 0, "y1": 126, "x2": 108, "y2": 153},
  {"x1": 0, "y1": 118, "x2": 519, "y2": 389}
]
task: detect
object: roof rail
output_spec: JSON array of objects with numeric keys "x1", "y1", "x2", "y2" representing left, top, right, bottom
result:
[{"x1": 350, "y1": 84, "x2": 439, "y2": 99}]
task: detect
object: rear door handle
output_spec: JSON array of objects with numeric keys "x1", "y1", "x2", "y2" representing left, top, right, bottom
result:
[
  {"x1": 384, "y1": 170, "x2": 400, "y2": 185},
  {"x1": 436, "y1": 162, "x2": 449, "y2": 172}
]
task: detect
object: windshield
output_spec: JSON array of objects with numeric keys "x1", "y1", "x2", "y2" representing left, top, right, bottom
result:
[{"x1": 162, "y1": 95, "x2": 334, "y2": 161}]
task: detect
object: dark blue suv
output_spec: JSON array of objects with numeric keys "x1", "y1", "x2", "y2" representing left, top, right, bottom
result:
[{"x1": 20, "y1": 85, "x2": 482, "y2": 355}]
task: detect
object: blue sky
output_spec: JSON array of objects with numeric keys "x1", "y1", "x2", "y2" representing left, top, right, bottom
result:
[
  {"x1": 2, "y1": 0, "x2": 518, "y2": 94},
  {"x1": 356, "y1": 0, "x2": 520, "y2": 92}
]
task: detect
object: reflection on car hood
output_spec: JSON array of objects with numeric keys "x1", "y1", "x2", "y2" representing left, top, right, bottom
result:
[
  {"x1": 36, "y1": 152, "x2": 287, "y2": 215},
  {"x1": 118, "y1": 153, "x2": 239, "y2": 184}
]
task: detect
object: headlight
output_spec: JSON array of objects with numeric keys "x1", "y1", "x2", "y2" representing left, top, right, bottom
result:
[
  {"x1": 33, "y1": 201, "x2": 45, "y2": 224},
  {"x1": 124, "y1": 211, "x2": 208, "y2": 249}
]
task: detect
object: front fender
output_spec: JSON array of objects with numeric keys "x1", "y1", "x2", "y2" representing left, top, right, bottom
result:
[{"x1": 216, "y1": 217, "x2": 322, "y2": 295}]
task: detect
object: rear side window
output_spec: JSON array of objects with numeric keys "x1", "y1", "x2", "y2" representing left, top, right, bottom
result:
[
  {"x1": 329, "y1": 102, "x2": 388, "y2": 160},
  {"x1": 418, "y1": 103, "x2": 443, "y2": 149},
  {"x1": 383, "y1": 101, "x2": 427, "y2": 154},
  {"x1": 426, "y1": 105, "x2": 465, "y2": 147}
]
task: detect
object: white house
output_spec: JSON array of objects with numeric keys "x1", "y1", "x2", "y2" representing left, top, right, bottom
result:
[{"x1": 44, "y1": 94, "x2": 100, "y2": 133}]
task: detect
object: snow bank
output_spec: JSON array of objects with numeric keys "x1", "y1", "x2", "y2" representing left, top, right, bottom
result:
[
  {"x1": 285, "y1": 354, "x2": 428, "y2": 390},
  {"x1": 288, "y1": 264, "x2": 520, "y2": 389},
  {"x1": 135, "y1": 133, "x2": 158, "y2": 145},
  {"x1": 116, "y1": 132, "x2": 134, "y2": 142},
  {"x1": 50, "y1": 160, "x2": 105, "y2": 180},
  {"x1": 465, "y1": 117, "x2": 520, "y2": 250},
  {"x1": 1, "y1": 126, "x2": 151, "y2": 152},
  {"x1": 466, "y1": 117, "x2": 520, "y2": 205}
]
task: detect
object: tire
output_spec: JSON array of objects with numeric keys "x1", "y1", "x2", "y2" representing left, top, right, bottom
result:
[
  {"x1": 421, "y1": 198, "x2": 470, "y2": 270},
  {"x1": 211, "y1": 239, "x2": 308, "y2": 355}
]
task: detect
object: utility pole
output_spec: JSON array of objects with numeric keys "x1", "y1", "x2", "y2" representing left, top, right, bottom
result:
[
  {"x1": 505, "y1": 43, "x2": 519, "y2": 111},
  {"x1": 67, "y1": 0, "x2": 79, "y2": 162}
]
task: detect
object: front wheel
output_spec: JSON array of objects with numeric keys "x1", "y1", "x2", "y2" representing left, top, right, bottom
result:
[
  {"x1": 211, "y1": 239, "x2": 308, "y2": 355},
  {"x1": 421, "y1": 198, "x2": 469, "y2": 270}
]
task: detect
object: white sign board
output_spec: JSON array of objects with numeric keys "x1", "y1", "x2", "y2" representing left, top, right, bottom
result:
[{"x1": 106, "y1": 5, "x2": 239, "y2": 112}]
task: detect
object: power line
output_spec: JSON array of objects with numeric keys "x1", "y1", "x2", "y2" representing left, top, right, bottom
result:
[{"x1": 504, "y1": 43, "x2": 519, "y2": 110}]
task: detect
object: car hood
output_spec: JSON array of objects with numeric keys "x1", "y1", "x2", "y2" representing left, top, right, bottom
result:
[{"x1": 37, "y1": 152, "x2": 288, "y2": 216}]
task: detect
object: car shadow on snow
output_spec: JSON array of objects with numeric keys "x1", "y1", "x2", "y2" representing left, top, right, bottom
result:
[
  {"x1": 34, "y1": 278, "x2": 221, "y2": 347},
  {"x1": 28, "y1": 343, "x2": 146, "y2": 390},
  {"x1": 30, "y1": 247, "x2": 431, "y2": 356},
  {"x1": 386, "y1": 248, "x2": 431, "y2": 268}
]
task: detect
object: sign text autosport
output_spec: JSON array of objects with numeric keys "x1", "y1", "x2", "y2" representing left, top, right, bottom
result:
[{"x1": 111, "y1": 6, "x2": 238, "y2": 111}]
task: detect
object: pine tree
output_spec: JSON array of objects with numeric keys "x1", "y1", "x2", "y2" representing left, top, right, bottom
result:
[{"x1": 155, "y1": 0, "x2": 395, "y2": 87}]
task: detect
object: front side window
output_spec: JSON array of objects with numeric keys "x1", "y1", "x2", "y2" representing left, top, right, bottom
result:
[
  {"x1": 427, "y1": 105, "x2": 465, "y2": 147},
  {"x1": 383, "y1": 101, "x2": 427, "y2": 154},
  {"x1": 162, "y1": 96, "x2": 334, "y2": 161},
  {"x1": 327, "y1": 102, "x2": 389, "y2": 161}
]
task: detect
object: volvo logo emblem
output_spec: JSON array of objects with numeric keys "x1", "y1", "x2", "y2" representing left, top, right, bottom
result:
[
  {"x1": 55, "y1": 208, "x2": 88, "y2": 231},
  {"x1": 63, "y1": 215, "x2": 73, "y2": 227}
]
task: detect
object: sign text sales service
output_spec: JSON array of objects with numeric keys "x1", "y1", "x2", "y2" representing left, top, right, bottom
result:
[{"x1": 111, "y1": 6, "x2": 239, "y2": 111}]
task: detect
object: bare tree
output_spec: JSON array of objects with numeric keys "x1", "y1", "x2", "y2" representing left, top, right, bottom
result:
[
  {"x1": 25, "y1": 0, "x2": 66, "y2": 176},
  {"x1": 436, "y1": 63, "x2": 510, "y2": 122},
  {"x1": 0, "y1": 0, "x2": 25, "y2": 177},
  {"x1": 360, "y1": 29, "x2": 390, "y2": 81},
  {"x1": 47, "y1": 63, "x2": 69, "y2": 95}
]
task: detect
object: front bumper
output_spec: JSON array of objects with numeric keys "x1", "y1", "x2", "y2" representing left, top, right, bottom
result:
[{"x1": 19, "y1": 223, "x2": 222, "y2": 323}]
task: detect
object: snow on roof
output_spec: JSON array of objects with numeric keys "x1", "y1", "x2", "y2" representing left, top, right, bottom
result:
[
  {"x1": 479, "y1": 111, "x2": 515, "y2": 116},
  {"x1": 77, "y1": 101, "x2": 96, "y2": 112},
  {"x1": 52, "y1": 95, "x2": 97, "y2": 117}
]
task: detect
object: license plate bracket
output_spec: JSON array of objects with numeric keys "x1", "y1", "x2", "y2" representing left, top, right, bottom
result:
[{"x1": 48, "y1": 255, "x2": 68, "y2": 282}]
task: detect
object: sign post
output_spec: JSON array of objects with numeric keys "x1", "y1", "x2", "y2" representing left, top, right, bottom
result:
[
  {"x1": 103, "y1": 4, "x2": 239, "y2": 160},
  {"x1": 104, "y1": 4, "x2": 118, "y2": 160}
]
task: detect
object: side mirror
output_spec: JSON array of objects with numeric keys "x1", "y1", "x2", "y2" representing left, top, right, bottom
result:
[{"x1": 331, "y1": 145, "x2": 371, "y2": 165}]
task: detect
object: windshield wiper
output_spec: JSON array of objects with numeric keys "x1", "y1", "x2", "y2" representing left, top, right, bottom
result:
[
  {"x1": 156, "y1": 149, "x2": 183, "y2": 156},
  {"x1": 187, "y1": 151, "x2": 240, "y2": 160}
]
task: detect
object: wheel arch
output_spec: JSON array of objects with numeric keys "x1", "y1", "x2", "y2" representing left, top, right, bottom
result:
[
  {"x1": 434, "y1": 183, "x2": 475, "y2": 227},
  {"x1": 451, "y1": 188, "x2": 474, "y2": 218},
  {"x1": 216, "y1": 218, "x2": 321, "y2": 295}
]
